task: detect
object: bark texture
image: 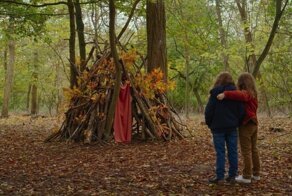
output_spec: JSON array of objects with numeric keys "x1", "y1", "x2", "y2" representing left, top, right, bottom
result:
[
  {"x1": 146, "y1": 0, "x2": 167, "y2": 80},
  {"x1": 1, "y1": 40, "x2": 15, "y2": 118}
]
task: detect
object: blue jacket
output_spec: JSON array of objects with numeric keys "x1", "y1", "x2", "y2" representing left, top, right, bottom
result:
[{"x1": 204, "y1": 85, "x2": 245, "y2": 133}]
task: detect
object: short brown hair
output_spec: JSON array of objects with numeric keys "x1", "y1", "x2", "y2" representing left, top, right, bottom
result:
[
  {"x1": 213, "y1": 72, "x2": 235, "y2": 88},
  {"x1": 237, "y1": 72, "x2": 257, "y2": 98}
]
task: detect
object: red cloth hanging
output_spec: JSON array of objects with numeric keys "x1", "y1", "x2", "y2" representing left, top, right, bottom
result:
[{"x1": 114, "y1": 82, "x2": 132, "y2": 143}]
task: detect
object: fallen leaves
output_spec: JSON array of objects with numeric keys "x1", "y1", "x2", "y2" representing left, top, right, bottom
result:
[{"x1": 0, "y1": 115, "x2": 291, "y2": 195}]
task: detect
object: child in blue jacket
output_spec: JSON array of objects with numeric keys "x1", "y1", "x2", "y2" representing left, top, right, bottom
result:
[{"x1": 205, "y1": 72, "x2": 245, "y2": 184}]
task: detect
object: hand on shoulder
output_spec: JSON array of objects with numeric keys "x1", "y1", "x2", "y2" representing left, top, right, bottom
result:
[{"x1": 217, "y1": 93, "x2": 225, "y2": 100}]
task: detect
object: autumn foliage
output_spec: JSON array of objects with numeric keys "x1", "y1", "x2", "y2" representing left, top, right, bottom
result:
[{"x1": 46, "y1": 50, "x2": 185, "y2": 143}]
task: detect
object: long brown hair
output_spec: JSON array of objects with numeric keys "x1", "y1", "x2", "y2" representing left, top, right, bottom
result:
[
  {"x1": 237, "y1": 72, "x2": 257, "y2": 98},
  {"x1": 213, "y1": 72, "x2": 235, "y2": 88}
]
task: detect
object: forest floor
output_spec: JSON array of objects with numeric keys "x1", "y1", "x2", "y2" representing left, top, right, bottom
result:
[{"x1": 0, "y1": 115, "x2": 291, "y2": 195}]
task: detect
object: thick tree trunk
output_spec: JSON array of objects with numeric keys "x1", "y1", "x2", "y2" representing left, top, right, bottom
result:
[
  {"x1": 31, "y1": 51, "x2": 38, "y2": 115},
  {"x1": 215, "y1": 0, "x2": 229, "y2": 71},
  {"x1": 68, "y1": 0, "x2": 77, "y2": 88},
  {"x1": 74, "y1": 0, "x2": 86, "y2": 72},
  {"x1": 146, "y1": 0, "x2": 167, "y2": 80},
  {"x1": 1, "y1": 40, "x2": 15, "y2": 118}
]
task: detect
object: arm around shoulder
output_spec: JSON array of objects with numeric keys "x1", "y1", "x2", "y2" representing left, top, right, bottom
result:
[{"x1": 224, "y1": 90, "x2": 250, "y2": 102}]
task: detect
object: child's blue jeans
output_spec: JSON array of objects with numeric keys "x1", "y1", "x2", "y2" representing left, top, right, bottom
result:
[{"x1": 212, "y1": 130, "x2": 238, "y2": 180}]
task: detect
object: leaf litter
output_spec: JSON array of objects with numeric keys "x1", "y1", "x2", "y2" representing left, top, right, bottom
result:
[{"x1": 0, "y1": 115, "x2": 291, "y2": 195}]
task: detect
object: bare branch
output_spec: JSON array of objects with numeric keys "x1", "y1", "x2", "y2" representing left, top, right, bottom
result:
[
  {"x1": 0, "y1": 0, "x2": 68, "y2": 7},
  {"x1": 0, "y1": 0, "x2": 101, "y2": 7},
  {"x1": 0, "y1": 12, "x2": 68, "y2": 17},
  {"x1": 117, "y1": 0, "x2": 141, "y2": 40}
]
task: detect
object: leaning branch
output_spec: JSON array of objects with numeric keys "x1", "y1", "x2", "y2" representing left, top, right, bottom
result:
[
  {"x1": 253, "y1": 0, "x2": 289, "y2": 77},
  {"x1": 117, "y1": 0, "x2": 141, "y2": 40}
]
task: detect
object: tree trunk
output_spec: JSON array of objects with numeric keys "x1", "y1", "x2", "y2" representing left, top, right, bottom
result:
[
  {"x1": 236, "y1": 0, "x2": 288, "y2": 77},
  {"x1": 236, "y1": 0, "x2": 257, "y2": 73},
  {"x1": 55, "y1": 63, "x2": 63, "y2": 114},
  {"x1": 74, "y1": 0, "x2": 86, "y2": 72},
  {"x1": 68, "y1": 0, "x2": 77, "y2": 88},
  {"x1": 104, "y1": 0, "x2": 122, "y2": 139},
  {"x1": 258, "y1": 73, "x2": 272, "y2": 117},
  {"x1": 176, "y1": 1, "x2": 191, "y2": 118},
  {"x1": 31, "y1": 51, "x2": 38, "y2": 115},
  {"x1": 261, "y1": 85, "x2": 271, "y2": 117},
  {"x1": 90, "y1": 3, "x2": 102, "y2": 55},
  {"x1": 37, "y1": 91, "x2": 41, "y2": 114},
  {"x1": 3, "y1": 47, "x2": 7, "y2": 70},
  {"x1": 184, "y1": 37, "x2": 190, "y2": 118},
  {"x1": 193, "y1": 88, "x2": 204, "y2": 113},
  {"x1": 146, "y1": 0, "x2": 167, "y2": 80},
  {"x1": 169, "y1": 66, "x2": 204, "y2": 114},
  {"x1": 1, "y1": 40, "x2": 15, "y2": 118},
  {"x1": 26, "y1": 84, "x2": 31, "y2": 111},
  {"x1": 253, "y1": 0, "x2": 288, "y2": 77},
  {"x1": 215, "y1": 0, "x2": 229, "y2": 71}
]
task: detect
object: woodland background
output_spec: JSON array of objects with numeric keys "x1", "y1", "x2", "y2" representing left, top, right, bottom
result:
[
  {"x1": 0, "y1": 0, "x2": 291, "y2": 117},
  {"x1": 0, "y1": 0, "x2": 291, "y2": 195}
]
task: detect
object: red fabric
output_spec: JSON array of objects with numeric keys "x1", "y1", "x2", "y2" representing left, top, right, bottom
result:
[
  {"x1": 114, "y1": 82, "x2": 132, "y2": 143},
  {"x1": 224, "y1": 90, "x2": 258, "y2": 125}
]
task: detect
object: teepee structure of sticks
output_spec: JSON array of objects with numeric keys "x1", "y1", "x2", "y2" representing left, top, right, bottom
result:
[{"x1": 45, "y1": 48, "x2": 187, "y2": 143}]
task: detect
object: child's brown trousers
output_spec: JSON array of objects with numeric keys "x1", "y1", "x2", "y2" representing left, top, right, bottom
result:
[{"x1": 239, "y1": 121, "x2": 260, "y2": 179}]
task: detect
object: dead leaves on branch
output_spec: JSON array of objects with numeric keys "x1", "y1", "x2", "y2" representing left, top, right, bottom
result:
[
  {"x1": 134, "y1": 68, "x2": 176, "y2": 99},
  {"x1": 47, "y1": 51, "x2": 182, "y2": 143}
]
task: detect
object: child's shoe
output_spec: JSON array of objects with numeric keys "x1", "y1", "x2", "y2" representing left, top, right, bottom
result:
[
  {"x1": 225, "y1": 176, "x2": 236, "y2": 184},
  {"x1": 208, "y1": 177, "x2": 224, "y2": 185},
  {"x1": 235, "y1": 175, "x2": 251, "y2": 183},
  {"x1": 252, "y1": 175, "x2": 260, "y2": 181}
]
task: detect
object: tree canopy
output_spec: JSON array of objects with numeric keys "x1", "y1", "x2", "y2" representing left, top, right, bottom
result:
[{"x1": 0, "y1": 0, "x2": 291, "y2": 117}]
